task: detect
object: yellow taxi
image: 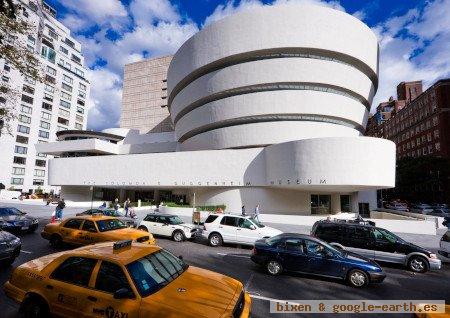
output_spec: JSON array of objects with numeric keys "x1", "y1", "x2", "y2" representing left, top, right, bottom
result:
[
  {"x1": 4, "y1": 240, "x2": 251, "y2": 318},
  {"x1": 41, "y1": 215, "x2": 156, "y2": 247}
]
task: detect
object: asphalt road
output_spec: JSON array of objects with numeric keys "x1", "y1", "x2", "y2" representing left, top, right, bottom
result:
[{"x1": 0, "y1": 218, "x2": 449, "y2": 318}]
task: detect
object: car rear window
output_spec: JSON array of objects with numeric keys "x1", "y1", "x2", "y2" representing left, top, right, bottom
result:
[
  {"x1": 205, "y1": 215, "x2": 219, "y2": 223},
  {"x1": 220, "y1": 216, "x2": 238, "y2": 226}
]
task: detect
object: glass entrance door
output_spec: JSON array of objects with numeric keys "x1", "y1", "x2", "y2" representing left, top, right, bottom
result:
[{"x1": 311, "y1": 195, "x2": 331, "y2": 214}]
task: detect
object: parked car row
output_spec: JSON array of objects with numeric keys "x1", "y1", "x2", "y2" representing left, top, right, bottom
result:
[{"x1": 384, "y1": 201, "x2": 449, "y2": 217}]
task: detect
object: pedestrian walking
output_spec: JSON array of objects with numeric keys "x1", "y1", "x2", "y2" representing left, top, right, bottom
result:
[
  {"x1": 253, "y1": 204, "x2": 260, "y2": 221},
  {"x1": 241, "y1": 205, "x2": 246, "y2": 216},
  {"x1": 98, "y1": 202, "x2": 107, "y2": 210},
  {"x1": 124, "y1": 198, "x2": 131, "y2": 217},
  {"x1": 113, "y1": 198, "x2": 120, "y2": 212},
  {"x1": 55, "y1": 199, "x2": 65, "y2": 220}
]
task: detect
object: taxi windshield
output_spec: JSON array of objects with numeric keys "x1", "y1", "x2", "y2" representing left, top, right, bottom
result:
[
  {"x1": 126, "y1": 249, "x2": 188, "y2": 297},
  {"x1": 96, "y1": 219, "x2": 127, "y2": 232}
]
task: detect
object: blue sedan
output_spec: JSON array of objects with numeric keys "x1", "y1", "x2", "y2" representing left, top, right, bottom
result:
[{"x1": 251, "y1": 233, "x2": 385, "y2": 287}]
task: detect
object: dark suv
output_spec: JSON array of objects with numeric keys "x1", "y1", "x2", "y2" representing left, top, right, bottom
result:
[{"x1": 311, "y1": 220, "x2": 441, "y2": 273}]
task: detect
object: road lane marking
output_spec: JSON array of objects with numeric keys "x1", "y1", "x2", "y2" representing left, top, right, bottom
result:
[
  {"x1": 250, "y1": 294, "x2": 286, "y2": 302},
  {"x1": 244, "y1": 273, "x2": 254, "y2": 290},
  {"x1": 21, "y1": 250, "x2": 32, "y2": 254}
]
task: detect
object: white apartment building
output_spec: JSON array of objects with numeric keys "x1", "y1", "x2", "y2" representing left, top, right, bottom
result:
[{"x1": 0, "y1": 0, "x2": 90, "y2": 194}]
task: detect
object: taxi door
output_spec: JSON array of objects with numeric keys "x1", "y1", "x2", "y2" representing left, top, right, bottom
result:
[
  {"x1": 43, "y1": 256, "x2": 98, "y2": 317},
  {"x1": 59, "y1": 219, "x2": 84, "y2": 244},
  {"x1": 74, "y1": 220, "x2": 99, "y2": 245},
  {"x1": 84, "y1": 260, "x2": 140, "y2": 318}
]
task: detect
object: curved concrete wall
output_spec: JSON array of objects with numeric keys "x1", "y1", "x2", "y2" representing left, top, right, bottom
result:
[
  {"x1": 180, "y1": 122, "x2": 361, "y2": 151},
  {"x1": 167, "y1": 4, "x2": 379, "y2": 150}
]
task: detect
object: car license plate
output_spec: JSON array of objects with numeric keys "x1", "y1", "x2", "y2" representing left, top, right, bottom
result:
[{"x1": 21, "y1": 226, "x2": 29, "y2": 230}]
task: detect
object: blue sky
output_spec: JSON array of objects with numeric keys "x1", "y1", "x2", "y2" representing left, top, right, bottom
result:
[{"x1": 45, "y1": 0, "x2": 450, "y2": 131}]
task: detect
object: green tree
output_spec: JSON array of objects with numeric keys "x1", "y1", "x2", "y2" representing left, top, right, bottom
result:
[{"x1": 0, "y1": 0, "x2": 45, "y2": 135}]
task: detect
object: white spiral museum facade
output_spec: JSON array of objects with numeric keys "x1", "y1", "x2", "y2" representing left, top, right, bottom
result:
[
  {"x1": 39, "y1": 5, "x2": 396, "y2": 215},
  {"x1": 168, "y1": 5, "x2": 378, "y2": 151}
]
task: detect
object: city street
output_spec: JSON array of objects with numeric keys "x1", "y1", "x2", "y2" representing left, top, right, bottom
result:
[{"x1": 0, "y1": 211, "x2": 449, "y2": 317}]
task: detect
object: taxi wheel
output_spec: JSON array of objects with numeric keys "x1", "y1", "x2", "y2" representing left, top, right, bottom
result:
[
  {"x1": 138, "y1": 226, "x2": 148, "y2": 232},
  {"x1": 209, "y1": 233, "x2": 223, "y2": 247},
  {"x1": 172, "y1": 230, "x2": 185, "y2": 242},
  {"x1": 49, "y1": 234, "x2": 62, "y2": 247},
  {"x1": 19, "y1": 294, "x2": 49, "y2": 318},
  {"x1": 347, "y1": 269, "x2": 369, "y2": 288}
]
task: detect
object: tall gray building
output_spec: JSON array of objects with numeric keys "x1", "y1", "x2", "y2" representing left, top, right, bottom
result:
[{"x1": 120, "y1": 55, "x2": 173, "y2": 133}]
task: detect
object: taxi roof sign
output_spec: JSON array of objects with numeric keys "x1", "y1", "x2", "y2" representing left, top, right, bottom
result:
[{"x1": 113, "y1": 240, "x2": 132, "y2": 251}]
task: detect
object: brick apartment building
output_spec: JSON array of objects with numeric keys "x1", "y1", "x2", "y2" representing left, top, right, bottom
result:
[
  {"x1": 366, "y1": 79, "x2": 450, "y2": 203},
  {"x1": 366, "y1": 79, "x2": 450, "y2": 160}
]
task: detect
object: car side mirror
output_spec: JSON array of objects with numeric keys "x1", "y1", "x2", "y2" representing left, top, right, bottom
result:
[
  {"x1": 250, "y1": 225, "x2": 256, "y2": 230},
  {"x1": 113, "y1": 288, "x2": 134, "y2": 299}
]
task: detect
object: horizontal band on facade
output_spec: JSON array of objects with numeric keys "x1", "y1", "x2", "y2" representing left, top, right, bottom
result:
[
  {"x1": 168, "y1": 47, "x2": 378, "y2": 104},
  {"x1": 173, "y1": 82, "x2": 370, "y2": 125},
  {"x1": 178, "y1": 114, "x2": 365, "y2": 143}
]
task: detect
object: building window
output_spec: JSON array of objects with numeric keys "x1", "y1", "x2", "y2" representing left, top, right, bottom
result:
[
  {"x1": 65, "y1": 38, "x2": 75, "y2": 48},
  {"x1": 21, "y1": 105, "x2": 32, "y2": 114},
  {"x1": 58, "y1": 117, "x2": 69, "y2": 125},
  {"x1": 35, "y1": 159, "x2": 46, "y2": 167},
  {"x1": 41, "y1": 45, "x2": 56, "y2": 63},
  {"x1": 38, "y1": 130, "x2": 49, "y2": 139},
  {"x1": 311, "y1": 195, "x2": 331, "y2": 214},
  {"x1": 21, "y1": 94, "x2": 33, "y2": 104},
  {"x1": 45, "y1": 84, "x2": 55, "y2": 93},
  {"x1": 42, "y1": 102, "x2": 53, "y2": 111},
  {"x1": 60, "y1": 100, "x2": 71, "y2": 109},
  {"x1": 77, "y1": 99, "x2": 85, "y2": 106},
  {"x1": 14, "y1": 145, "x2": 27, "y2": 154},
  {"x1": 75, "y1": 114, "x2": 83, "y2": 122},
  {"x1": 63, "y1": 74, "x2": 73, "y2": 84},
  {"x1": 57, "y1": 126, "x2": 68, "y2": 132},
  {"x1": 41, "y1": 112, "x2": 51, "y2": 120},
  {"x1": 13, "y1": 156, "x2": 26, "y2": 165},
  {"x1": 36, "y1": 152, "x2": 47, "y2": 158},
  {"x1": 43, "y1": 93, "x2": 53, "y2": 102},
  {"x1": 71, "y1": 54, "x2": 81, "y2": 64},
  {"x1": 24, "y1": 76, "x2": 36, "y2": 85},
  {"x1": 59, "y1": 108, "x2": 70, "y2": 117},
  {"x1": 61, "y1": 91, "x2": 72, "y2": 100},
  {"x1": 34, "y1": 169, "x2": 45, "y2": 177},
  {"x1": 40, "y1": 121, "x2": 51, "y2": 129},
  {"x1": 60, "y1": 46, "x2": 68, "y2": 55},
  {"x1": 78, "y1": 91, "x2": 86, "y2": 99},
  {"x1": 79, "y1": 83, "x2": 86, "y2": 91},
  {"x1": 18, "y1": 114, "x2": 31, "y2": 124},
  {"x1": 75, "y1": 68, "x2": 84, "y2": 77},
  {"x1": 47, "y1": 65, "x2": 56, "y2": 76},
  {"x1": 75, "y1": 123, "x2": 83, "y2": 130},
  {"x1": 17, "y1": 125, "x2": 30, "y2": 134},
  {"x1": 76, "y1": 106, "x2": 84, "y2": 114},
  {"x1": 33, "y1": 179, "x2": 44, "y2": 186},
  {"x1": 45, "y1": 74, "x2": 56, "y2": 84},
  {"x1": 62, "y1": 83, "x2": 73, "y2": 92},
  {"x1": 11, "y1": 178, "x2": 24, "y2": 185},
  {"x1": 434, "y1": 129, "x2": 439, "y2": 138},
  {"x1": 23, "y1": 85, "x2": 35, "y2": 94},
  {"x1": 16, "y1": 135, "x2": 28, "y2": 144},
  {"x1": 12, "y1": 167, "x2": 25, "y2": 175}
]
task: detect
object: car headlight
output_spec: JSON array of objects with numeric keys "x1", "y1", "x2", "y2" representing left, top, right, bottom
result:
[{"x1": 429, "y1": 253, "x2": 437, "y2": 259}]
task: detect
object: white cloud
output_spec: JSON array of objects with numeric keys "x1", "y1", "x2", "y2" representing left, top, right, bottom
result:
[
  {"x1": 371, "y1": 0, "x2": 450, "y2": 111},
  {"x1": 129, "y1": 0, "x2": 180, "y2": 26},
  {"x1": 59, "y1": 0, "x2": 129, "y2": 32}
]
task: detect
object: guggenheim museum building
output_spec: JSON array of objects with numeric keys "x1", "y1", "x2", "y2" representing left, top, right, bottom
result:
[{"x1": 37, "y1": 5, "x2": 396, "y2": 215}]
